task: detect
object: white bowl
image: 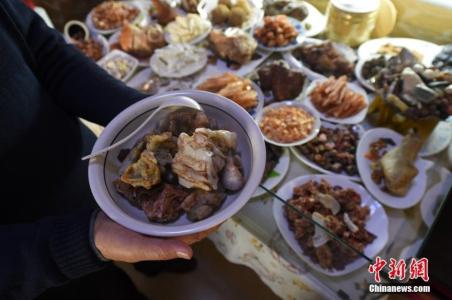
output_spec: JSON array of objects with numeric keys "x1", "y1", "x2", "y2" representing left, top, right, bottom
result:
[
  {"x1": 88, "y1": 90, "x2": 266, "y2": 237},
  {"x1": 255, "y1": 101, "x2": 321, "y2": 147},
  {"x1": 273, "y1": 174, "x2": 389, "y2": 276},
  {"x1": 304, "y1": 78, "x2": 369, "y2": 124},
  {"x1": 97, "y1": 49, "x2": 139, "y2": 82},
  {"x1": 356, "y1": 128, "x2": 433, "y2": 209}
]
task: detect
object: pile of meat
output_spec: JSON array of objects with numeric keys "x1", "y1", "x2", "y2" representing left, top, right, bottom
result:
[
  {"x1": 114, "y1": 109, "x2": 245, "y2": 223},
  {"x1": 257, "y1": 60, "x2": 306, "y2": 102},
  {"x1": 209, "y1": 28, "x2": 257, "y2": 67},
  {"x1": 117, "y1": 22, "x2": 166, "y2": 58},
  {"x1": 285, "y1": 179, "x2": 376, "y2": 270}
]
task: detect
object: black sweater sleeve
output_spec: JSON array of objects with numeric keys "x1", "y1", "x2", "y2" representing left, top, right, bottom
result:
[
  {"x1": 2, "y1": 0, "x2": 146, "y2": 126},
  {"x1": 0, "y1": 210, "x2": 106, "y2": 299}
]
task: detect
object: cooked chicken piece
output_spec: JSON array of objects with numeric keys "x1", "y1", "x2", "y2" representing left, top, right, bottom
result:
[
  {"x1": 121, "y1": 150, "x2": 161, "y2": 189},
  {"x1": 209, "y1": 29, "x2": 257, "y2": 65},
  {"x1": 119, "y1": 22, "x2": 166, "y2": 57},
  {"x1": 151, "y1": 0, "x2": 177, "y2": 25},
  {"x1": 221, "y1": 153, "x2": 245, "y2": 191},
  {"x1": 142, "y1": 184, "x2": 188, "y2": 223},
  {"x1": 181, "y1": 190, "x2": 226, "y2": 221},
  {"x1": 172, "y1": 128, "x2": 239, "y2": 191},
  {"x1": 381, "y1": 131, "x2": 423, "y2": 196}
]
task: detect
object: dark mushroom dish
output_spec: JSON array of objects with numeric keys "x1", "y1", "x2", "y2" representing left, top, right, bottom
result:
[
  {"x1": 296, "y1": 125, "x2": 359, "y2": 176},
  {"x1": 114, "y1": 108, "x2": 246, "y2": 223},
  {"x1": 285, "y1": 179, "x2": 376, "y2": 270}
]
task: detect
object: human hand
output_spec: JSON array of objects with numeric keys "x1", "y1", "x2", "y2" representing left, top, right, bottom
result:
[{"x1": 93, "y1": 211, "x2": 218, "y2": 263}]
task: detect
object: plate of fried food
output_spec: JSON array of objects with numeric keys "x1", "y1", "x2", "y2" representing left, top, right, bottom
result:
[
  {"x1": 255, "y1": 60, "x2": 307, "y2": 104},
  {"x1": 256, "y1": 101, "x2": 321, "y2": 147},
  {"x1": 305, "y1": 76, "x2": 369, "y2": 124},
  {"x1": 196, "y1": 72, "x2": 264, "y2": 116},
  {"x1": 273, "y1": 175, "x2": 389, "y2": 276},
  {"x1": 164, "y1": 13, "x2": 212, "y2": 44},
  {"x1": 198, "y1": 0, "x2": 264, "y2": 31},
  {"x1": 207, "y1": 28, "x2": 271, "y2": 75},
  {"x1": 291, "y1": 122, "x2": 363, "y2": 181},
  {"x1": 284, "y1": 38, "x2": 357, "y2": 80},
  {"x1": 88, "y1": 90, "x2": 266, "y2": 236},
  {"x1": 86, "y1": 1, "x2": 143, "y2": 35},
  {"x1": 108, "y1": 22, "x2": 166, "y2": 66},
  {"x1": 356, "y1": 128, "x2": 433, "y2": 209},
  {"x1": 254, "y1": 15, "x2": 305, "y2": 52},
  {"x1": 253, "y1": 144, "x2": 290, "y2": 198},
  {"x1": 150, "y1": 44, "x2": 209, "y2": 78}
]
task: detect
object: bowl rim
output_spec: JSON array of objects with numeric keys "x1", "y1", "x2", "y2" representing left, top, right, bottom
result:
[{"x1": 88, "y1": 90, "x2": 266, "y2": 236}]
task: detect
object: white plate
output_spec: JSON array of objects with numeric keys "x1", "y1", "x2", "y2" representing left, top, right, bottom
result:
[
  {"x1": 253, "y1": 148, "x2": 290, "y2": 197},
  {"x1": 302, "y1": 2, "x2": 327, "y2": 37},
  {"x1": 254, "y1": 16, "x2": 306, "y2": 52},
  {"x1": 354, "y1": 56, "x2": 377, "y2": 92},
  {"x1": 88, "y1": 90, "x2": 266, "y2": 237},
  {"x1": 97, "y1": 49, "x2": 139, "y2": 82},
  {"x1": 283, "y1": 38, "x2": 357, "y2": 81},
  {"x1": 290, "y1": 122, "x2": 363, "y2": 181},
  {"x1": 420, "y1": 167, "x2": 451, "y2": 226},
  {"x1": 164, "y1": 17, "x2": 212, "y2": 45},
  {"x1": 150, "y1": 44, "x2": 209, "y2": 78},
  {"x1": 357, "y1": 37, "x2": 442, "y2": 66},
  {"x1": 86, "y1": 2, "x2": 144, "y2": 36},
  {"x1": 255, "y1": 101, "x2": 321, "y2": 147},
  {"x1": 304, "y1": 78, "x2": 369, "y2": 124},
  {"x1": 197, "y1": 0, "x2": 264, "y2": 31},
  {"x1": 356, "y1": 128, "x2": 433, "y2": 209},
  {"x1": 273, "y1": 174, "x2": 389, "y2": 276}
]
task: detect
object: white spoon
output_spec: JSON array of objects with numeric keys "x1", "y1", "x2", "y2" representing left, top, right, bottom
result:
[{"x1": 82, "y1": 96, "x2": 202, "y2": 160}]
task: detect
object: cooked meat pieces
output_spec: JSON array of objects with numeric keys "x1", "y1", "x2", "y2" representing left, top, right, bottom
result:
[
  {"x1": 262, "y1": 143, "x2": 282, "y2": 180},
  {"x1": 119, "y1": 22, "x2": 166, "y2": 58},
  {"x1": 142, "y1": 184, "x2": 189, "y2": 223},
  {"x1": 197, "y1": 72, "x2": 258, "y2": 110},
  {"x1": 114, "y1": 179, "x2": 161, "y2": 208},
  {"x1": 221, "y1": 153, "x2": 245, "y2": 191},
  {"x1": 257, "y1": 60, "x2": 305, "y2": 102},
  {"x1": 157, "y1": 109, "x2": 211, "y2": 136},
  {"x1": 293, "y1": 41, "x2": 355, "y2": 78},
  {"x1": 172, "y1": 128, "x2": 238, "y2": 191},
  {"x1": 209, "y1": 29, "x2": 257, "y2": 65},
  {"x1": 181, "y1": 190, "x2": 226, "y2": 221},
  {"x1": 120, "y1": 149, "x2": 161, "y2": 189},
  {"x1": 285, "y1": 179, "x2": 376, "y2": 270}
]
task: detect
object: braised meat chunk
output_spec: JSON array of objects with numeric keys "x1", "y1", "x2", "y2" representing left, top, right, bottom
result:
[
  {"x1": 181, "y1": 190, "x2": 226, "y2": 221},
  {"x1": 142, "y1": 184, "x2": 189, "y2": 223}
]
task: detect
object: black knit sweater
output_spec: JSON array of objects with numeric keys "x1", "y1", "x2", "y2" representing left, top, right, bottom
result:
[{"x1": 0, "y1": 0, "x2": 146, "y2": 298}]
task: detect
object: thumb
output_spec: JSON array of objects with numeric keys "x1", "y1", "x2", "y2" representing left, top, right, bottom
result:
[{"x1": 140, "y1": 237, "x2": 193, "y2": 261}]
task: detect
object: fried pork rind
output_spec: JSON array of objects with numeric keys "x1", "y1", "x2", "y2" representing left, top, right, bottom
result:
[
  {"x1": 172, "y1": 128, "x2": 237, "y2": 191},
  {"x1": 121, "y1": 150, "x2": 161, "y2": 189},
  {"x1": 309, "y1": 76, "x2": 367, "y2": 119},
  {"x1": 197, "y1": 72, "x2": 258, "y2": 110}
]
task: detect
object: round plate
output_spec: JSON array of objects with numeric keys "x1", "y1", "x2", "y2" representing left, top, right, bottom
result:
[
  {"x1": 255, "y1": 101, "x2": 321, "y2": 147},
  {"x1": 356, "y1": 128, "x2": 433, "y2": 209},
  {"x1": 127, "y1": 68, "x2": 196, "y2": 95},
  {"x1": 304, "y1": 78, "x2": 369, "y2": 124},
  {"x1": 290, "y1": 122, "x2": 363, "y2": 181},
  {"x1": 253, "y1": 148, "x2": 290, "y2": 198},
  {"x1": 357, "y1": 37, "x2": 442, "y2": 66},
  {"x1": 354, "y1": 57, "x2": 376, "y2": 92},
  {"x1": 283, "y1": 38, "x2": 357, "y2": 81},
  {"x1": 273, "y1": 174, "x2": 389, "y2": 276},
  {"x1": 164, "y1": 17, "x2": 212, "y2": 45},
  {"x1": 97, "y1": 49, "x2": 139, "y2": 82},
  {"x1": 150, "y1": 44, "x2": 208, "y2": 78},
  {"x1": 88, "y1": 90, "x2": 266, "y2": 237},
  {"x1": 197, "y1": 0, "x2": 264, "y2": 31},
  {"x1": 86, "y1": 2, "x2": 144, "y2": 36},
  {"x1": 254, "y1": 16, "x2": 306, "y2": 52}
]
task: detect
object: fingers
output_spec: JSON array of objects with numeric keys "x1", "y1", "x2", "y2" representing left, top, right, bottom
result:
[{"x1": 139, "y1": 237, "x2": 193, "y2": 261}]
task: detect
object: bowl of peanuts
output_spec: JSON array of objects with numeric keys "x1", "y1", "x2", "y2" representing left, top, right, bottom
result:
[
  {"x1": 256, "y1": 101, "x2": 321, "y2": 147},
  {"x1": 253, "y1": 15, "x2": 305, "y2": 52}
]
